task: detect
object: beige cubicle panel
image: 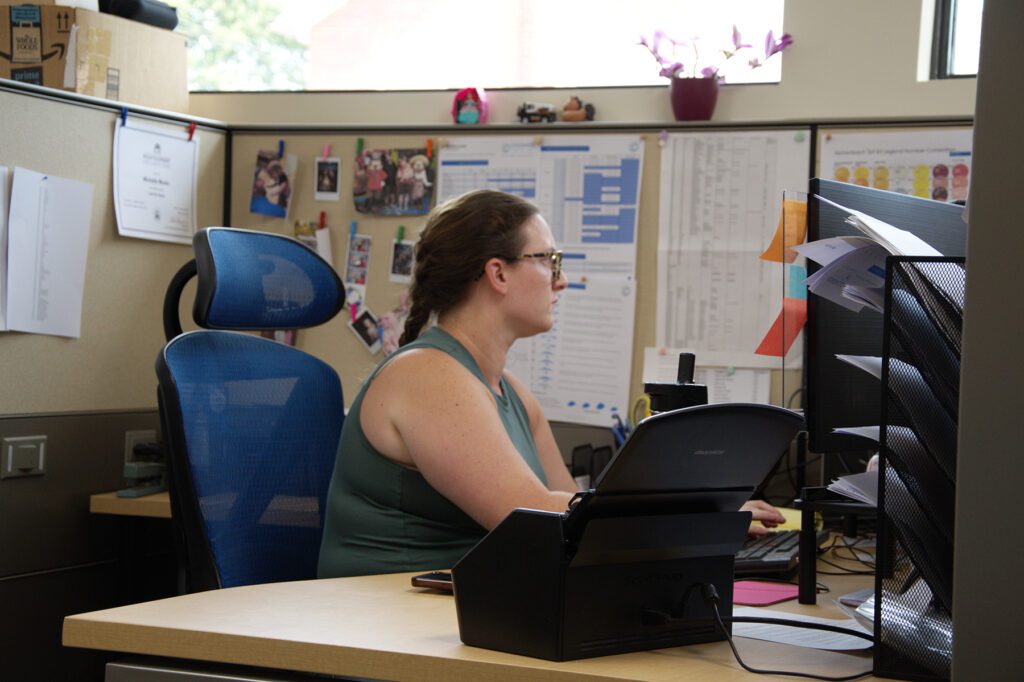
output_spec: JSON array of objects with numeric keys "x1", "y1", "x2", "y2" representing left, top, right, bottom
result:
[{"x1": 0, "y1": 87, "x2": 227, "y2": 415}]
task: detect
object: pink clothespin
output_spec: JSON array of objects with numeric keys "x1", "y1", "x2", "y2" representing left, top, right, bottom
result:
[{"x1": 322, "y1": 144, "x2": 331, "y2": 160}]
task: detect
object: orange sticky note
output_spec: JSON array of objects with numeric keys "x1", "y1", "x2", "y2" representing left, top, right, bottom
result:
[
  {"x1": 760, "y1": 199, "x2": 808, "y2": 264},
  {"x1": 755, "y1": 297, "x2": 807, "y2": 357}
]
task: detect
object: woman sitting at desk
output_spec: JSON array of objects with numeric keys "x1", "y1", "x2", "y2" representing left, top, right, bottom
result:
[{"x1": 318, "y1": 189, "x2": 783, "y2": 578}]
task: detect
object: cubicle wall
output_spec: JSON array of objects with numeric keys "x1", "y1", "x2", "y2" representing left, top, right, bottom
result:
[
  {"x1": 227, "y1": 126, "x2": 809, "y2": 416},
  {"x1": 0, "y1": 83, "x2": 227, "y2": 680},
  {"x1": 0, "y1": 85, "x2": 227, "y2": 415}
]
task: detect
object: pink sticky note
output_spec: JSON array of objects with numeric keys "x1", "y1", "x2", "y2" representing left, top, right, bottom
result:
[{"x1": 734, "y1": 580, "x2": 799, "y2": 606}]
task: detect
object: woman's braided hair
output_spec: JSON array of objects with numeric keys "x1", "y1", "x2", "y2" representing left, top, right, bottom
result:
[{"x1": 400, "y1": 190, "x2": 537, "y2": 346}]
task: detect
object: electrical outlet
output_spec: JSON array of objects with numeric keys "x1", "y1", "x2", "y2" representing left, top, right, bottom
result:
[
  {"x1": 124, "y1": 429, "x2": 158, "y2": 463},
  {"x1": 1, "y1": 435, "x2": 46, "y2": 479}
]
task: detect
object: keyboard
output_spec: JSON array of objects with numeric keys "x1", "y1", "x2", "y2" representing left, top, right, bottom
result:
[{"x1": 735, "y1": 529, "x2": 829, "y2": 576}]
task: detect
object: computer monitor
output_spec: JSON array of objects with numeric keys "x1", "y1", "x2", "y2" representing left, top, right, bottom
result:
[{"x1": 805, "y1": 179, "x2": 966, "y2": 456}]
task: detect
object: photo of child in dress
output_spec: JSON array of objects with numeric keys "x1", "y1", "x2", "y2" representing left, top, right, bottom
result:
[
  {"x1": 352, "y1": 147, "x2": 434, "y2": 216},
  {"x1": 315, "y1": 158, "x2": 341, "y2": 201},
  {"x1": 250, "y1": 150, "x2": 297, "y2": 219}
]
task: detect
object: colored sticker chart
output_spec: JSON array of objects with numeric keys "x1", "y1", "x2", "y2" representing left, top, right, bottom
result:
[
  {"x1": 818, "y1": 128, "x2": 973, "y2": 203},
  {"x1": 437, "y1": 134, "x2": 645, "y2": 427}
]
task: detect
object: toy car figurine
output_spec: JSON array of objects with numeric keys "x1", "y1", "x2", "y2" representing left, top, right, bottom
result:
[
  {"x1": 561, "y1": 96, "x2": 595, "y2": 122},
  {"x1": 517, "y1": 102, "x2": 558, "y2": 123}
]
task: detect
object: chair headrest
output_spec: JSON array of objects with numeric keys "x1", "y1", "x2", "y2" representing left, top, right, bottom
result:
[{"x1": 193, "y1": 227, "x2": 345, "y2": 330}]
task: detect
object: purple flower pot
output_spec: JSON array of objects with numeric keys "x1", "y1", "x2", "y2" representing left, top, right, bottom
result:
[{"x1": 669, "y1": 77, "x2": 719, "y2": 121}]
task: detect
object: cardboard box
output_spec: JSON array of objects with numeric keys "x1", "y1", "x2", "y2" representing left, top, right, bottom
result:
[
  {"x1": 0, "y1": 4, "x2": 74, "y2": 87},
  {"x1": 1, "y1": 5, "x2": 187, "y2": 112},
  {"x1": 72, "y1": 9, "x2": 188, "y2": 111}
]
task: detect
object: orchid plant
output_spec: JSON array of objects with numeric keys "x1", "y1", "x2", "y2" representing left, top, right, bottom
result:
[{"x1": 639, "y1": 25, "x2": 794, "y2": 80}]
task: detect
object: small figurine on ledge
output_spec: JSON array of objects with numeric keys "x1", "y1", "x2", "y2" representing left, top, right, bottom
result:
[
  {"x1": 516, "y1": 102, "x2": 558, "y2": 123},
  {"x1": 561, "y1": 96, "x2": 595, "y2": 122},
  {"x1": 452, "y1": 87, "x2": 488, "y2": 124}
]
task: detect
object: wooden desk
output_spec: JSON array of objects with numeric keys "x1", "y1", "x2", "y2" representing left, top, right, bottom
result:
[
  {"x1": 64, "y1": 570, "x2": 876, "y2": 681},
  {"x1": 89, "y1": 491, "x2": 171, "y2": 519},
  {"x1": 89, "y1": 491, "x2": 319, "y2": 526}
]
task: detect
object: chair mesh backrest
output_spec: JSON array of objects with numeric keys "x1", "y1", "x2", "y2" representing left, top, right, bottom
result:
[
  {"x1": 160, "y1": 330, "x2": 344, "y2": 588},
  {"x1": 194, "y1": 227, "x2": 344, "y2": 330},
  {"x1": 158, "y1": 227, "x2": 346, "y2": 589}
]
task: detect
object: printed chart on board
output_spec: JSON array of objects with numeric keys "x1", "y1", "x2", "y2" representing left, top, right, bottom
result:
[
  {"x1": 655, "y1": 130, "x2": 810, "y2": 398},
  {"x1": 438, "y1": 135, "x2": 645, "y2": 427},
  {"x1": 817, "y1": 128, "x2": 973, "y2": 204}
]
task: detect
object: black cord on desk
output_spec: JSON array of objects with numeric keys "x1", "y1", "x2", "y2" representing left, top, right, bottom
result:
[
  {"x1": 815, "y1": 535, "x2": 877, "y2": 575},
  {"x1": 701, "y1": 583, "x2": 874, "y2": 682}
]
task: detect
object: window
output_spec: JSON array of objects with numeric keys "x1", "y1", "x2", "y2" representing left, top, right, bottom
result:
[
  {"x1": 175, "y1": 0, "x2": 787, "y2": 92},
  {"x1": 933, "y1": 0, "x2": 984, "y2": 78}
]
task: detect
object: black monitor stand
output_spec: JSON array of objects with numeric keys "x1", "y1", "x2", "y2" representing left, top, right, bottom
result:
[{"x1": 452, "y1": 403, "x2": 804, "y2": 661}]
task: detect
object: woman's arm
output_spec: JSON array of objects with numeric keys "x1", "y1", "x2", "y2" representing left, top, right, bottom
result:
[
  {"x1": 504, "y1": 370, "x2": 579, "y2": 494},
  {"x1": 361, "y1": 349, "x2": 574, "y2": 530}
]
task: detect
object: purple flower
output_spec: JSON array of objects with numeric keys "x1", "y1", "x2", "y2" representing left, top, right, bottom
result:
[
  {"x1": 640, "y1": 25, "x2": 792, "y2": 81},
  {"x1": 765, "y1": 31, "x2": 794, "y2": 59},
  {"x1": 732, "y1": 25, "x2": 752, "y2": 51},
  {"x1": 660, "y1": 62, "x2": 685, "y2": 78},
  {"x1": 651, "y1": 30, "x2": 665, "y2": 54}
]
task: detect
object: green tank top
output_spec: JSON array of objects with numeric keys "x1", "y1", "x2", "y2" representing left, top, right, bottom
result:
[{"x1": 317, "y1": 326, "x2": 547, "y2": 578}]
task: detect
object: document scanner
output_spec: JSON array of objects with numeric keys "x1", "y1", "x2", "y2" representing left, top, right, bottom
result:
[{"x1": 452, "y1": 402, "x2": 804, "y2": 661}]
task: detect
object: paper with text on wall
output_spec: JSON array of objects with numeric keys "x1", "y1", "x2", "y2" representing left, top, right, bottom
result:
[
  {"x1": 818, "y1": 127, "x2": 973, "y2": 204},
  {"x1": 642, "y1": 347, "x2": 771, "y2": 405},
  {"x1": 113, "y1": 119, "x2": 199, "y2": 245},
  {"x1": 439, "y1": 135, "x2": 644, "y2": 427},
  {"x1": 0, "y1": 166, "x2": 9, "y2": 331},
  {"x1": 6, "y1": 167, "x2": 94, "y2": 338},
  {"x1": 657, "y1": 130, "x2": 811, "y2": 370}
]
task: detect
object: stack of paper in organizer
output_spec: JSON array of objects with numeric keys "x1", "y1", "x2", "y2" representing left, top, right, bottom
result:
[
  {"x1": 792, "y1": 196, "x2": 942, "y2": 313},
  {"x1": 827, "y1": 470, "x2": 878, "y2": 506}
]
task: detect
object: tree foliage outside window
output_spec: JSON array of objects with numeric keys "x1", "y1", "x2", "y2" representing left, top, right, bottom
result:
[{"x1": 175, "y1": 0, "x2": 306, "y2": 91}]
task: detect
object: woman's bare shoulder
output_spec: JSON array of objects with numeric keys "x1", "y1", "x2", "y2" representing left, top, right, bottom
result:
[{"x1": 369, "y1": 346, "x2": 486, "y2": 402}]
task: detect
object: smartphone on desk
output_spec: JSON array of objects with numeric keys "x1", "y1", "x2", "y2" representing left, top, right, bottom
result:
[{"x1": 410, "y1": 571, "x2": 453, "y2": 593}]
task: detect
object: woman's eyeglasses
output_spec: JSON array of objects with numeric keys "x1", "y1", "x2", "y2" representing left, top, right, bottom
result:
[{"x1": 509, "y1": 250, "x2": 563, "y2": 282}]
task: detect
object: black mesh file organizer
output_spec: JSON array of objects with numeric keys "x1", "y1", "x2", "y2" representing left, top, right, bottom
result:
[{"x1": 875, "y1": 257, "x2": 964, "y2": 681}]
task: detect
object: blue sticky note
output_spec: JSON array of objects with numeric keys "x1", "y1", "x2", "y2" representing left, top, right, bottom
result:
[{"x1": 788, "y1": 264, "x2": 808, "y2": 300}]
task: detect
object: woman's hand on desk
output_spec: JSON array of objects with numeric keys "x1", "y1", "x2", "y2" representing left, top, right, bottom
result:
[{"x1": 741, "y1": 499, "x2": 786, "y2": 537}]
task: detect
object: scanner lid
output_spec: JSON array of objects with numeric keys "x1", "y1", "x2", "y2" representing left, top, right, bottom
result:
[{"x1": 593, "y1": 402, "x2": 804, "y2": 495}]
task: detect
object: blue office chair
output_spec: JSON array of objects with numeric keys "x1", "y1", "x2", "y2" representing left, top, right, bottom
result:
[{"x1": 157, "y1": 227, "x2": 346, "y2": 592}]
